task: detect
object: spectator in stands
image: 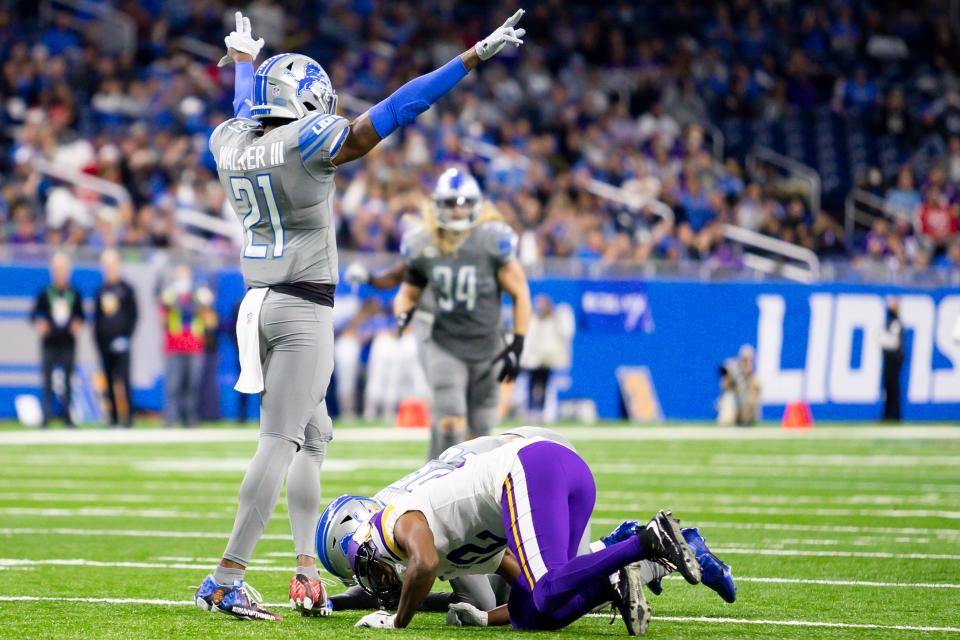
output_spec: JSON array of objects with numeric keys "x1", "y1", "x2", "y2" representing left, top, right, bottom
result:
[
  {"x1": 884, "y1": 166, "x2": 922, "y2": 219},
  {"x1": 918, "y1": 185, "x2": 959, "y2": 253},
  {"x1": 520, "y1": 295, "x2": 575, "y2": 423},
  {"x1": 94, "y1": 248, "x2": 138, "y2": 428},
  {"x1": 159, "y1": 264, "x2": 214, "y2": 428},
  {"x1": 31, "y1": 251, "x2": 84, "y2": 428}
]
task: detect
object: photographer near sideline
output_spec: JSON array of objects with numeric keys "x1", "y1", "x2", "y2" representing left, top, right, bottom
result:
[
  {"x1": 520, "y1": 294, "x2": 575, "y2": 423},
  {"x1": 717, "y1": 344, "x2": 761, "y2": 426}
]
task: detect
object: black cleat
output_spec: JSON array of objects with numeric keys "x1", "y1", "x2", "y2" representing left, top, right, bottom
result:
[
  {"x1": 611, "y1": 565, "x2": 651, "y2": 636},
  {"x1": 642, "y1": 510, "x2": 701, "y2": 585}
]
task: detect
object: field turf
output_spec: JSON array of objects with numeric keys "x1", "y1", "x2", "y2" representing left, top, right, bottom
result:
[{"x1": 0, "y1": 422, "x2": 958, "y2": 639}]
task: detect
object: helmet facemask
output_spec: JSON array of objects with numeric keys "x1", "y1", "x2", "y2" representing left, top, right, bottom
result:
[
  {"x1": 348, "y1": 537, "x2": 403, "y2": 602},
  {"x1": 434, "y1": 194, "x2": 481, "y2": 233}
]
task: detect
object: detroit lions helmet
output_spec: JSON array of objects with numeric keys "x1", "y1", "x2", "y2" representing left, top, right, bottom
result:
[
  {"x1": 432, "y1": 167, "x2": 482, "y2": 233},
  {"x1": 345, "y1": 507, "x2": 406, "y2": 601},
  {"x1": 250, "y1": 53, "x2": 338, "y2": 121},
  {"x1": 315, "y1": 495, "x2": 383, "y2": 585}
]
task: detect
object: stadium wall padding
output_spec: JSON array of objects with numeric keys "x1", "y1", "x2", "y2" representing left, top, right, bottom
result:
[{"x1": 0, "y1": 263, "x2": 957, "y2": 422}]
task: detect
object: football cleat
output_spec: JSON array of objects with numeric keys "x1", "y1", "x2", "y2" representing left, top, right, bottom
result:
[
  {"x1": 289, "y1": 573, "x2": 333, "y2": 616},
  {"x1": 601, "y1": 520, "x2": 642, "y2": 547},
  {"x1": 611, "y1": 565, "x2": 651, "y2": 636},
  {"x1": 194, "y1": 575, "x2": 282, "y2": 621},
  {"x1": 642, "y1": 510, "x2": 701, "y2": 585},
  {"x1": 682, "y1": 527, "x2": 736, "y2": 603},
  {"x1": 646, "y1": 577, "x2": 663, "y2": 596}
]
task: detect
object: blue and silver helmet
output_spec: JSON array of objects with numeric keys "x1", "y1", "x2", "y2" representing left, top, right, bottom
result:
[
  {"x1": 432, "y1": 167, "x2": 482, "y2": 232},
  {"x1": 315, "y1": 494, "x2": 383, "y2": 585},
  {"x1": 251, "y1": 53, "x2": 338, "y2": 121}
]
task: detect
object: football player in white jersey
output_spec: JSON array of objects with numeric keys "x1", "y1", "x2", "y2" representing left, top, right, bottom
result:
[
  {"x1": 316, "y1": 436, "x2": 700, "y2": 633},
  {"x1": 195, "y1": 9, "x2": 528, "y2": 621},
  {"x1": 318, "y1": 429, "x2": 736, "y2": 633}
]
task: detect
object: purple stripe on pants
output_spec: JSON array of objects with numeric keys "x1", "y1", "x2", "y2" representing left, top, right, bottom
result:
[{"x1": 501, "y1": 441, "x2": 647, "y2": 630}]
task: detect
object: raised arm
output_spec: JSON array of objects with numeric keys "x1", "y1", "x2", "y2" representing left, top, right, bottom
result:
[
  {"x1": 333, "y1": 9, "x2": 526, "y2": 166},
  {"x1": 218, "y1": 11, "x2": 265, "y2": 119}
]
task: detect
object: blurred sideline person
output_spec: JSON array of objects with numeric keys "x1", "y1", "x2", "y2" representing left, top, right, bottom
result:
[
  {"x1": 194, "y1": 9, "x2": 528, "y2": 621},
  {"x1": 717, "y1": 344, "x2": 761, "y2": 426},
  {"x1": 94, "y1": 249, "x2": 138, "y2": 428},
  {"x1": 31, "y1": 251, "x2": 84, "y2": 428},
  {"x1": 160, "y1": 264, "x2": 213, "y2": 428},
  {"x1": 345, "y1": 259, "x2": 439, "y2": 455},
  {"x1": 394, "y1": 168, "x2": 532, "y2": 458},
  {"x1": 879, "y1": 298, "x2": 904, "y2": 422},
  {"x1": 521, "y1": 295, "x2": 574, "y2": 423}
]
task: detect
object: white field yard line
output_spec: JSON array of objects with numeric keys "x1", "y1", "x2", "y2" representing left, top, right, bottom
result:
[
  {"x1": 0, "y1": 507, "x2": 234, "y2": 519},
  {"x1": 0, "y1": 525, "x2": 947, "y2": 556},
  {"x1": 593, "y1": 518, "x2": 960, "y2": 538},
  {"x1": 714, "y1": 546, "x2": 960, "y2": 560},
  {"x1": 8, "y1": 490, "x2": 959, "y2": 510},
  {"x1": 2, "y1": 425, "x2": 960, "y2": 447},
  {"x1": 595, "y1": 503, "x2": 960, "y2": 519},
  {"x1": 0, "y1": 527, "x2": 289, "y2": 540},
  {"x1": 581, "y1": 613, "x2": 960, "y2": 634},
  {"x1": 708, "y1": 453, "x2": 960, "y2": 467},
  {"x1": 0, "y1": 597, "x2": 956, "y2": 633},
  {"x1": 0, "y1": 558, "x2": 291, "y2": 572},
  {"x1": 599, "y1": 491, "x2": 960, "y2": 507}
]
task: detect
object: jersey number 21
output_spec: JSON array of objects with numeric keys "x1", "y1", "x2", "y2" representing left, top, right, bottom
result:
[{"x1": 230, "y1": 175, "x2": 284, "y2": 259}]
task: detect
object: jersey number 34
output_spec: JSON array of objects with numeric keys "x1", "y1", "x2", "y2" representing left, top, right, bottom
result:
[
  {"x1": 433, "y1": 265, "x2": 477, "y2": 311},
  {"x1": 230, "y1": 175, "x2": 284, "y2": 259}
]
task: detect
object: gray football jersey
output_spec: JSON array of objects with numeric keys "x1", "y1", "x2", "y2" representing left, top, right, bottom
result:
[
  {"x1": 402, "y1": 221, "x2": 518, "y2": 361},
  {"x1": 210, "y1": 114, "x2": 350, "y2": 288}
]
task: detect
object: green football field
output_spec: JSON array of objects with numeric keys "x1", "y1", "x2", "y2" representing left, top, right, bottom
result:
[{"x1": 1, "y1": 422, "x2": 959, "y2": 639}]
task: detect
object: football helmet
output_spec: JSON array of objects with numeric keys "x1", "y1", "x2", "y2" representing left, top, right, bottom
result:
[
  {"x1": 315, "y1": 495, "x2": 383, "y2": 585},
  {"x1": 432, "y1": 167, "x2": 482, "y2": 232},
  {"x1": 250, "y1": 53, "x2": 338, "y2": 121},
  {"x1": 344, "y1": 508, "x2": 406, "y2": 601}
]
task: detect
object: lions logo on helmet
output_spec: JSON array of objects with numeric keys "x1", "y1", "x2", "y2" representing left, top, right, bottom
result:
[
  {"x1": 433, "y1": 167, "x2": 482, "y2": 233},
  {"x1": 315, "y1": 495, "x2": 383, "y2": 585},
  {"x1": 251, "y1": 53, "x2": 338, "y2": 121}
]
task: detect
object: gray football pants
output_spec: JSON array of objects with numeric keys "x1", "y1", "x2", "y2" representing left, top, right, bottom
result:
[
  {"x1": 424, "y1": 340, "x2": 498, "y2": 460},
  {"x1": 222, "y1": 291, "x2": 334, "y2": 566}
]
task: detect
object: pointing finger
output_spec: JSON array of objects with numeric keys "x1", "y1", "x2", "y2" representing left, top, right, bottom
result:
[
  {"x1": 503, "y1": 8, "x2": 525, "y2": 28},
  {"x1": 235, "y1": 11, "x2": 243, "y2": 33},
  {"x1": 243, "y1": 15, "x2": 252, "y2": 35}
]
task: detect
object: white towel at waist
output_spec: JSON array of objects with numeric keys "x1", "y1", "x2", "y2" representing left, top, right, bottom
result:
[{"x1": 235, "y1": 287, "x2": 269, "y2": 394}]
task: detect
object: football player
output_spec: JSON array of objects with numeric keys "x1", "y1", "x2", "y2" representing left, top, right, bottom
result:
[
  {"x1": 318, "y1": 428, "x2": 735, "y2": 633},
  {"x1": 194, "y1": 9, "x2": 528, "y2": 620},
  {"x1": 393, "y1": 168, "x2": 532, "y2": 458},
  {"x1": 338, "y1": 435, "x2": 702, "y2": 632}
]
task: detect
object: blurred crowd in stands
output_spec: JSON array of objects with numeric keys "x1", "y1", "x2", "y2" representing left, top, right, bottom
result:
[{"x1": 1, "y1": 1, "x2": 959, "y2": 276}]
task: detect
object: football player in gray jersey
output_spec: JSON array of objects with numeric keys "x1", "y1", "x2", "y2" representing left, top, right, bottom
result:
[
  {"x1": 393, "y1": 168, "x2": 532, "y2": 458},
  {"x1": 195, "y1": 10, "x2": 528, "y2": 621}
]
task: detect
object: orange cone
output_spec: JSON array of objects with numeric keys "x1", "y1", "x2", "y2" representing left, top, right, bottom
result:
[
  {"x1": 782, "y1": 401, "x2": 813, "y2": 429},
  {"x1": 396, "y1": 398, "x2": 431, "y2": 429}
]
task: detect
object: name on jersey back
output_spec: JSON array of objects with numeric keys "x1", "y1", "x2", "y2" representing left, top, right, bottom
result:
[{"x1": 217, "y1": 141, "x2": 285, "y2": 172}]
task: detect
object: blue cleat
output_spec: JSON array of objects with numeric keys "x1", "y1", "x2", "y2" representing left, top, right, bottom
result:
[
  {"x1": 682, "y1": 528, "x2": 736, "y2": 603},
  {"x1": 602, "y1": 520, "x2": 642, "y2": 547},
  {"x1": 194, "y1": 574, "x2": 283, "y2": 620}
]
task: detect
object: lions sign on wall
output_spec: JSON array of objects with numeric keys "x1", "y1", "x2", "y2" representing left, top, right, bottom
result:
[{"x1": 529, "y1": 278, "x2": 960, "y2": 421}]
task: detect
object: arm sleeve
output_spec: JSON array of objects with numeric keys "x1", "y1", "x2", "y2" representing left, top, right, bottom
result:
[
  {"x1": 233, "y1": 61, "x2": 255, "y2": 119},
  {"x1": 404, "y1": 266, "x2": 428, "y2": 288},
  {"x1": 368, "y1": 56, "x2": 469, "y2": 139}
]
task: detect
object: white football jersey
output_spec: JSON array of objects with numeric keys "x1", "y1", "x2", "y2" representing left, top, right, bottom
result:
[{"x1": 379, "y1": 437, "x2": 544, "y2": 580}]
